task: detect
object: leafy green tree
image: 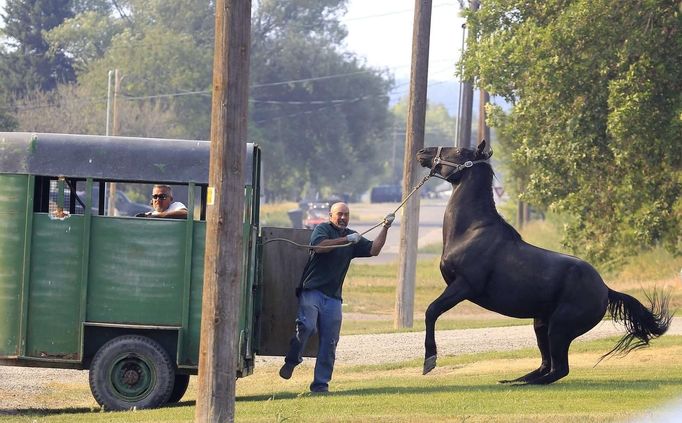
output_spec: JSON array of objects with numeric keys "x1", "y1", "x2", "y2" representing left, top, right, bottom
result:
[
  {"x1": 250, "y1": 0, "x2": 393, "y2": 200},
  {"x1": 77, "y1": 25, "x2": 212, "y2": 139},
  {"x1": 5, "y1": 0, "x2": 395, "y2": 202},
  {"x1": 0, "y1": 44, "x2": 17, "y2": 130},
  {"x1": 463, "y1": 0, "x2": 681, "y2": 265},
  {"x1": 71, "y1": 0, "x2": 111, "y2": 15},
  {"x1": 44, "y1": 1, "x2": 212, "y2": 139},
  {"x1": 0, "y1": 99, "x2": 18, "y2": 131},
  {"x1": 123, "y1": 0, "x2": 215, "y2": 48},
  {"x1": 0, "y1": 0, "x2": 76, "y2": 97},
  {"x1": 44, "y1": 10, "x2": 122, "y2": 73},
  {"x1": 14, "y1": 83, "x2": 177, "y2": 137}
]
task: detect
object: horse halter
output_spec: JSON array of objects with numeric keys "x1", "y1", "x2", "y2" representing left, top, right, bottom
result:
[{"x1": 429, "y1": 146, "x2": 491, "y2": 181}]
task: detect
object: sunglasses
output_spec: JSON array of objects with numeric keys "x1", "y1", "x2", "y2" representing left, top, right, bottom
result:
[{"x1": 152, "y1": 194, "x2": 169, "y2": 200}]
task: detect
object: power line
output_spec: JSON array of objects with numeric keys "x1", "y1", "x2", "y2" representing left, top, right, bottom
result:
[
  {"x1": 342, "y1": 2, "x2": 459, "y2": 22},
  {"x1": 120, "y1": 90, "x2": 209, "y2": 101},
  {"x1": 15, "y1": 76, "x2": 455, "y2": 111},
  {"x1": 251, "y1": 70, "x2": 386, "y2": 88}
]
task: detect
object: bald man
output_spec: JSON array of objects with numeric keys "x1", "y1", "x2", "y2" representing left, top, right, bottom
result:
[{"x1": 279, "y1": 202, "x2": 395, "y2": 393}]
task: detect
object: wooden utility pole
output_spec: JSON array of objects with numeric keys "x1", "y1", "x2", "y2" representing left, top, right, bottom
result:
[
  {"x1": 195, "y1": 1, "x2": 251, "y2": 422},
  {"x1": 394, "y1": 0, "x2": 432, "y2": 329},
  {"x1": 107, "y1": 69, "x2": 121, "y2": 216},
  {"x1": 478, "y1": 88, "x2": 490, "y2": 149},
  {"x1": 457, "y1": 0, "x2": 479, "y2": 149}
]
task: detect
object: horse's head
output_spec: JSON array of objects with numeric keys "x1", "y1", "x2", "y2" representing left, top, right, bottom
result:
[{"x1": 417, "y1": 140, "x2": 492, "y2": 182}]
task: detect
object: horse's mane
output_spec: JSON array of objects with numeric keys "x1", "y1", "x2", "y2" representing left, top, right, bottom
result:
[
  {"x1": 478, "y1": 164, "x2": 522, "y2": 242},
  {"x1": 496, "y1": 208, "x2": 522, "y2": 241}
]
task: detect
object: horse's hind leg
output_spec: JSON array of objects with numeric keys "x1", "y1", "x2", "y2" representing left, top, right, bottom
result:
[
  {"x1": 500, "y1": 318, "x2": 551, "y2": 384},
  {"x1": 423, "y1": 280, "x2": 470, "y2": 375},
  {"x1": 525, "y1": 297, "x2": 605, "y2": 384},
  {"x1": 525, "y1": 330, "x2": 572, "y2": 385}
]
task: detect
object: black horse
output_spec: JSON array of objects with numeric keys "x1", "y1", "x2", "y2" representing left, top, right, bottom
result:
[{"x1": 417, "y1": 140, "x2": 672, "y2": 385}]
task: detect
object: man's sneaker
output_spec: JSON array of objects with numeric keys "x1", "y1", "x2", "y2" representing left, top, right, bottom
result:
[
  {"x1": 279, "y1": 363, "x2": 295, "y2": 380},
  {"x1": 310, "y1": 385, "x2": 329, "y2": 393}
]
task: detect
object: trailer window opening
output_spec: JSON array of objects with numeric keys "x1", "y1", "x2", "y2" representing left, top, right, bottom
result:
[{"x1": 33, "y1": 177, "x2": 206, "y2": 221}]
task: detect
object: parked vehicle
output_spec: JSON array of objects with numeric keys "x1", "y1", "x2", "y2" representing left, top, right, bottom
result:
[
  {"x1": 0, "y1": 132, "x2": 309, "y2": 411},
  {"x1": 370, "y1": 184, "x2": 402, "y2": 203},
  {"x1": 303, "y1": 202, "x2": 330, "y2": 229},
  {"x1": 76, "y1": 186, "x2": 152, "y2": 216}
]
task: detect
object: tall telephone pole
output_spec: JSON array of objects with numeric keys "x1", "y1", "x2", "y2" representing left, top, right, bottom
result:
[
  {"x1": 394, "y1": 0, "x2": 432, "y2": 329},
  {"x1": 195, "y1": 1, "x2": 251, "y2": 422},
  {"x1": 457, "y1": 0, "x2": 479, "y2": 149},
  {"x1": 107, "y1": 69, "x2": 121, "y2": 216},
  {"x1": 478, "y1": 88, "x2": 490, "y2": 148}
]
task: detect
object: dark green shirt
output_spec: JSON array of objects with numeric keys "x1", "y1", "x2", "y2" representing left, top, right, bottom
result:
[{"x1": 301, "y1": 222, "x2": 373, "y2": 300}]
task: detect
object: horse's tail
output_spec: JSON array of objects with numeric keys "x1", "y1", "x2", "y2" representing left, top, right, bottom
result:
[{"x1": 602, "y1": 288, "x2": 672, "y2": 359}]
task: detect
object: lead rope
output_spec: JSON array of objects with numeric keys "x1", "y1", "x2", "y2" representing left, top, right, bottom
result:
[{"x1": 263, "y1": 173, "x2": 432, "y2": 249}]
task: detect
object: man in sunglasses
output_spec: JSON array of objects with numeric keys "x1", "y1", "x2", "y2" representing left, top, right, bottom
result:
[{"x1": 137, "y1": 185, "x2": 188, "y2": 219}]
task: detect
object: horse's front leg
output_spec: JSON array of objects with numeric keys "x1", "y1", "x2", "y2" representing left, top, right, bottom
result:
[{"x1": 424, "y1": 278, "x2": 471, "y2": 375}]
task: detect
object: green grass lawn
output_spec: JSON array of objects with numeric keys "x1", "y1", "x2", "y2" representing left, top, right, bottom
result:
[
  {"x1": 343, "y1": 243, "x2": 682, "y2": 327},
  {"x1": 3, "y1": 213, "x2": 680, "y2": 422},
  {"x1": 6, "y1": 336, "x2": 682, "y2": 422}
]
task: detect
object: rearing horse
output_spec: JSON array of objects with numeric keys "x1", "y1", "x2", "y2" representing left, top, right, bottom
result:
[{"x1": 417, "y1": 140, "x2": 671, "y2": 384}]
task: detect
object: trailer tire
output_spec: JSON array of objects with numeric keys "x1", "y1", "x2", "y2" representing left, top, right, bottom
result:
[
  {"x1": 89, "y1": 335, "x2": 175, "y2": 411},
  {"x1": 167, "y1": 374, "x2": 190, "y2": 403}
]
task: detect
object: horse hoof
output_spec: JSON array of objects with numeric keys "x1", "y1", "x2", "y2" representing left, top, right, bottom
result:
[{"x1": 423, "y1": 355, "x2": 437, "y2": 375}]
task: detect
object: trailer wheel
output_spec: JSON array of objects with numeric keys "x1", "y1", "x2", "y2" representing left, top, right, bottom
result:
[
  {"x1": 89, "y1": 335, "x2": 174, "y2": 411},
  {"x1": 167, "y1": 374, "x2": 190, "y2": 403}
]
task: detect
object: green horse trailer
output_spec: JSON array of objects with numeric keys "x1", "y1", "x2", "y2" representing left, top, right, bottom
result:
[{"x1": 0, "y1": 132, "x2": 312, "y2": 410}]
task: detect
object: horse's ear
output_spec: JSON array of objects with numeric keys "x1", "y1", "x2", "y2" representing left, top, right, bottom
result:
[{"x1": 476, "y1": 140, "x2": 487, "y2": 158}]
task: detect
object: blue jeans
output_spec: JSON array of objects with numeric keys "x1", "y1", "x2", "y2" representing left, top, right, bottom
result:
[{"x1": 284, "y1": 289, "x2": 343, "y2": 392}]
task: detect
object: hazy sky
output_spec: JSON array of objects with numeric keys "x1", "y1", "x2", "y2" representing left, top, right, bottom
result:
[{"x1": 342, "y1": 0, "x2": 466, "y2": 80}]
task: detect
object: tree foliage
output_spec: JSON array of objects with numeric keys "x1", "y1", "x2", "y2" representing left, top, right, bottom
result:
[
  {"x1": 463, "y1": 0, "x2": 681, "y2": 264},
  {"x1": 249, "y1": 0, "x2": 393, "y2": 200},
  {"x1": 14, "y1": 83, "x2": 178, "y2": 137},
  {"x1": 0, "y1": 0, "x2": 76, "y2": 97},
  {"x1": 0, "y1": 0, "x2": 394, "y2": 201},
  {"x1": 0, "y1": 99, "x2": 17, "y2": 131},
  {"x1": 44, "y1": 10, "x2": 122, "y2": 73}
]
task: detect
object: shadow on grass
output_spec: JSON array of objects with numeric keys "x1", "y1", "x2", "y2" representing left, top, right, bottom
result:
[
  {"x1": 6, "y1": 377, "x2": 682, "y2": 417},
  {"x1": 0, "y1": 407, "x2": 98, "y2": 417},
  {"x1": 237, "y1": 377, "x2": 682, "y2": 402},
  {"x1": 0, "y1": 399, "x2": 198, "y2": 417}
]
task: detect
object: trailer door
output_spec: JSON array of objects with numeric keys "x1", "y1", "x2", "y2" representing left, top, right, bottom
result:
[{"x1": 257, "y1": 227, "x2": 318, "y2": 357}]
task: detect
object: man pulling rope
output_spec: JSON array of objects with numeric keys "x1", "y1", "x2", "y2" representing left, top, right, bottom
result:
[{"x1": 278, "y1": 202, "x2": 394, "y2": 393}]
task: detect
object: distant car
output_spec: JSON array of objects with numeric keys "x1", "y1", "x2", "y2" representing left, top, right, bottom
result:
[
  {"x1": 109, "y1": 190, "x2": 153, "y2": 216},
  {"x1": 76, "y1": 187, "x2": 152, "y2": 216},
  {"x1": 303, "y1": 202, "x2": 330, "y2": 229},
  {"x1": 370, "y1": 185, "x2": 402, "y2": 203}
]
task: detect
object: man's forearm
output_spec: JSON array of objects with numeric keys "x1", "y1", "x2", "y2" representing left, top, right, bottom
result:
[
  {"x1": 312, "y1": 237, "x2": 350, "y2": 253},
  {"x1": 370, "y1": 226, "x2": 389, "y2": 256},
  {"x1": 156, "y1": 209, "x2": 188, "y2": 219}
]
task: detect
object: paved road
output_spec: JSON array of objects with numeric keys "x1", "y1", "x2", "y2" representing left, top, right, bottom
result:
[{"x1": 350, "y1": 198, "x2": 446, "y2": 264}]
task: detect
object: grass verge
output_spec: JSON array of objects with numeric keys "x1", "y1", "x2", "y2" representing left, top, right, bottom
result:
[{"x1": 5, "y1": 336, "x2": 682, "y2": 422}]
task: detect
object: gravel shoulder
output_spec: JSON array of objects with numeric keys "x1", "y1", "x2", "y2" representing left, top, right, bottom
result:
[
  {"x1": 257, "y1": 317, "x2": 682, "y2": 366},
  {"x1": 2, "y1": 318, "x2": 680, "y2": 411}
]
